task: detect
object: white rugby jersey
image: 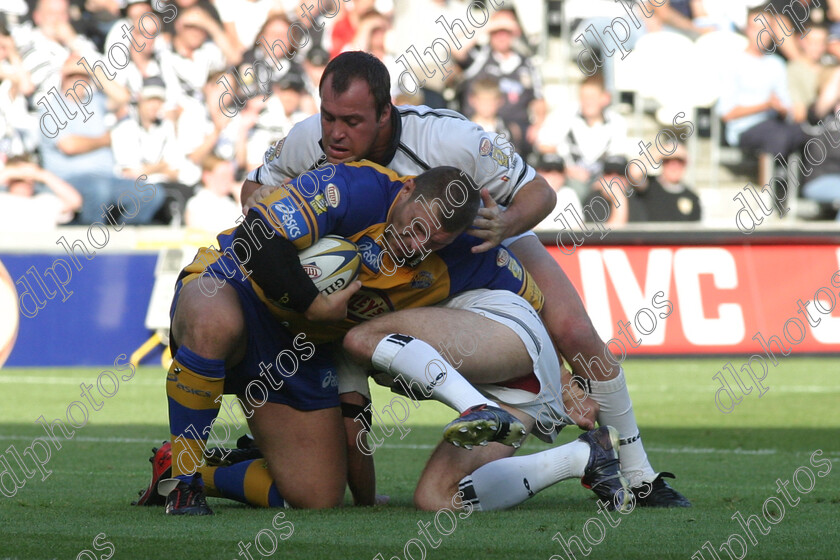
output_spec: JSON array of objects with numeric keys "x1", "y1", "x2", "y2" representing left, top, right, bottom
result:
[{"x1": 247, "y1": 105, "x2": 536, "y2": 207}]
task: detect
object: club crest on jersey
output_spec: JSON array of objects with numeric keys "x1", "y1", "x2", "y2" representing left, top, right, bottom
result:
[
  {"x1": 491, "y1": 146, "x2": 510, "y2": 168},
  {"x1": 479, "y1": 137, "x2": 493, "y2": 157},
  {"x1": 265, "y1": 137, "x2": 286, "y2": 163},
  {"x1": 496, "y1": 248, "x2": 510, "y2": 267},
  {"x1": 507, "y1": 257, "x2": 523, "y2": 280},
  {"x1": 309, "y1": 194, "x2": 328, "y2": 215},
  {"x1": 410, "y1": 270, "x2": 434, "y2": 289},
  {"x1": 271, "y1": 200, "x2": 307, "y2": 239},
  {"x1": 356, "y1": 235, "x2": 381, "y2": 272},
  {"x1": 325, "y1": 184, "x2": 340, "y2": 208}
]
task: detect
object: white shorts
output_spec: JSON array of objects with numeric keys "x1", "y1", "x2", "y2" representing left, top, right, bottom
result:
[
  {"x1": 501, "y1": 230, "x2": 538, "y2": 248},
  {"x1": 336, "y1": 289, "x2": 573, "y2": 443},
  {"x1": 441, "y1": 289, "x2": 572, "y2": 443}
]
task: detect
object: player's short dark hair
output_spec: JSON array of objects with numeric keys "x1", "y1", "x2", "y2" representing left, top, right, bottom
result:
[
  {"x1": 320, "y1": 51, "x2": 391, "y2": 118},
  {"x1": 411, "y1": 166, "x2": 481, "y2": 233}
]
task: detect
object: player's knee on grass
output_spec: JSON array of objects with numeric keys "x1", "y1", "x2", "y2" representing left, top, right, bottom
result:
[{"x1": 171, "y1": 283, "x2": 247, "y2": 362}]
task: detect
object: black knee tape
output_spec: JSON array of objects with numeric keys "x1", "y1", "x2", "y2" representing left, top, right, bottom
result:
[{"x1": 341, "y1": 398, "x2": 372, "y2": 425}]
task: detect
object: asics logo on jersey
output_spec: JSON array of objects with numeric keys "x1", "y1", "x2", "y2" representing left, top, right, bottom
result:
[
  {"x1": 272, "y1": 201, "x2": 303, "y2": 238},
  {"x1": 357, "y1": 236, "x2": 381, "y2": 272}
]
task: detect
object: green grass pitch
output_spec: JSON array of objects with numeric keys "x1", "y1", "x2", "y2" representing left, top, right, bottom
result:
[{"x1": 0, "y1": 357, "x2": 838, "y2": 560}]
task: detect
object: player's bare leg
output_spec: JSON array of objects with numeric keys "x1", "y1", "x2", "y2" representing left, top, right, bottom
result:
[
  {"x1": 414, "y1": 407, "x2": 526, "y2": 511},
  {"x1": 344, "y1": 306, "x2": 534, "y2": 384},
  {"x1": 344, "y1": 307, "x2": 532, "y2": 448},
  {"x1": 170, "y1": 281, "x2": 247, "y2": 365},
  {"x1": 507, "y1": 236, "x2": 689, "y2": 506},
  {"x1": 245, "y1": 401, "x2": 347, "y2": 508},
  {"x1": 155, "y1": 280, "x2": 348, "y2": 512}
]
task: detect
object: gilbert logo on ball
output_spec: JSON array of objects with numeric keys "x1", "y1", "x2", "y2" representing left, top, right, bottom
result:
[{"x1": 0, "y1": 259, "x2": 20, "y2": 369}]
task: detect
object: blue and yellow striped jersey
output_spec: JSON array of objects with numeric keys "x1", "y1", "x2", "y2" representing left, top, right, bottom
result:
[{"x1": 184, "y1": 161, "x2": 543, "y2": 343}]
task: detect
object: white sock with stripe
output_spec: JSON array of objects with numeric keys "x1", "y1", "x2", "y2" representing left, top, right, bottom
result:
[
  {"x1": 458, "y1": 440, "x2": 591, "y2": 511},
  {"x1": 371, "y1": 334, "x2": 497, "y2": 413},
  {"x1": 586, "y1": 368, "x2": 656, "y2": 486}
]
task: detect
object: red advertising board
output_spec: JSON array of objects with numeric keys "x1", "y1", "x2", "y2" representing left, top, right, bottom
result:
[{"x1": 545, "y1": 244, "x2": 840, "y2": 355}]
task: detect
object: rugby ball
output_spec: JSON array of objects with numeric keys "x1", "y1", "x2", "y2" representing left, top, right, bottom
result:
[{"x1": 298, "y1": 235, "x2": 361, "y2": 295}]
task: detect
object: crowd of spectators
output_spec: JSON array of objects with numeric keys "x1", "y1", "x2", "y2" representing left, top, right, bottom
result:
[{"x1": 3, "y1": 0, "x2": 840, "y2": 232}]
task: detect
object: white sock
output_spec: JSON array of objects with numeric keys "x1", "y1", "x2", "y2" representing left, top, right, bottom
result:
[
  {"x1": 587, "y1": 368, "x2": 655, "y2": 486},
  {"x1": 371, "y1": 334, "x2": 497, "y2": 413},
  {"x1": 457, "y1": 440, "x2": 591, "y2": 511}
]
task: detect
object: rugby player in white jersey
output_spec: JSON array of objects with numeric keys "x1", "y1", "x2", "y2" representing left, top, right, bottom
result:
[{"x1": 241, "y1": 52, "x2": 689, "y2": 507}]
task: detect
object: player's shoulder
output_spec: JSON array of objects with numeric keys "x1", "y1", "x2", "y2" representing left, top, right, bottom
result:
[
  {"x1": 281, "y1": 113, "x2": 323, "y2": 149},
  {"x1": 396, "y1": 105, "x2": 476, "y2": 141},
  {"x1": 395, "y1": 105, "x2": 485, "y2": 160},
  {"x1": 396, "y1": 104, "x2": 471, "y2": 124}
]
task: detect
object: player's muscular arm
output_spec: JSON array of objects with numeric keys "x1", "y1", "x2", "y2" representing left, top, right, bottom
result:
[
  {"x1": 235, "y1": 212, "x2": 361, "y2": 321},
  {"x1": 241, "y1": 179, "x2": 264, "y2": 210},
  {"x1": 471, "y1": 176, "x2": 556, "y2": 253}
]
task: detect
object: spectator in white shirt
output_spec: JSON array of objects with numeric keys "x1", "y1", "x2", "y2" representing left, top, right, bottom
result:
[
  {"x1": 466, "y1": 77, "x2": 514, "y2": 144},
  {"x1": 718, "y1": 7, "x2": 808, "y2": 160},
  {"x1": 177, "y1": 70, "x2": 242, "y2": 179},
  {"x1": 112, "y1": 76, "x2": 196, "y2": 185},
  {"x1": 214, "y1": 0, "x2": 277, "y2": 56},
  {"x1": 537, "y1": 72, "x2": 628, "y2": 200},
  {"x1": 0, "y1": 154, "x2": 82, "y2": 230},
  {"x1": 163, "y1": 5, "x2": 237, "y2": 104},
  {"x1": 184, "y1": 155, "x2": 241, "y2": 232},
  {"x1": 241, "y1": 72, "x2": 312, "y2": 169}
]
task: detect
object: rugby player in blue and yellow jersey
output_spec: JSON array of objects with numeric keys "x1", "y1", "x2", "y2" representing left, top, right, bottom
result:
[{"x1": 146, "y1": 162, "x2": 557, "y2": 515}]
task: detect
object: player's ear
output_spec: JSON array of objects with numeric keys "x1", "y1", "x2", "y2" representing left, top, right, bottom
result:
[
  {"x1": 378, "y1": 102, "x2": 391, "y2": 126},
  {"x1": 399, "y1": 178, "x2": 416, "y2": 200}
]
